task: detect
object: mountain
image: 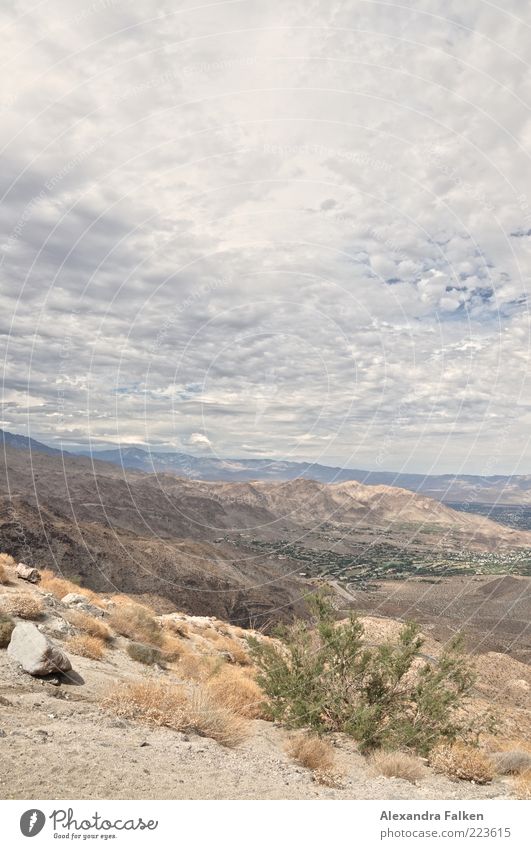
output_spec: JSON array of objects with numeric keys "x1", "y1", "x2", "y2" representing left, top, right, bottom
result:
[
  {"x1": 0, "y1": 428, "x2": 65, "y2": 456},
  {"x1": 3, "y1": 428, "x2": 531, "y2": 514}
]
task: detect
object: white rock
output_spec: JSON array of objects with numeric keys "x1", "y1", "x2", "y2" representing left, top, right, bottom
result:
[
  {"x1": 16, "y1": 563, "x2": 41, "y2": 583},
  {"x1": 7, "y1": 622, "x2": 72, "y2": 677},
  {"x1": 61, "y1": 593, "x2": 87, "y2": 605}
]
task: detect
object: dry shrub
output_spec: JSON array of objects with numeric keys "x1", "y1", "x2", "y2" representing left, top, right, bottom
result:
[
  {"x1": 109, "y1": 603, "x2": 162, "y2": 646},
  {"x1": 0, "y1": 553, "x2": 16, "y2": 569},
  {"x1": 177, "y1": 648, "x2": 219, "y2": 681},
  {"x1": 492, "y1": 750, "x2": 531, "y2": 776},
  {"x1": 66, "y1": 634, "x2": 106, "y2": 660},
  {"x1": 101, "y1": 681, "x2": 247, "y2": 747},
  {"x1": 2, "y1": 593, "x2": 43, "y2": 620},
  {"x1": 515, "y1": 769, "x2": 531, "y2": 800},
  {"x1": 206, "y1": 666, "x2": 267, "y2": 719},
  {"x1": 187, "y1": 690, "x2": 248, "y2": 747},
  {"x1": 160, "y1": 633, "x2": 185, "y2": 662},
  {"x1": 0, "y1": 612, "x2": 15, "y2": 647},
  {"x1": 40, "y1": 570, "x2": 104, "y2": 607},
  {"x1": 65, "y1": 610, "x2": 112, "y2": 642},
  {"x1": 162, "y1": 619, "x2": 190, "y2": 639},
  {"x1": 430, "y1": 744, "x2": 494, "y2": 784},
  {"x1": 201, "y1": 626, "x2": 222, "y2": 642},
  {"x1": 287, "y1": 733, "x2": 336, "y2": 773},
  {"x1": 0, "y1": 564, "x2": 7, "y2": 585},
  {"x1": 370, "y1": 750, "x2": 425, "y2": 783},
  {"x1": 215, "y1": 635, "x2": 250, "y2": 665},
  {"x1": 127, "y1": 641, "x2": 165, "y2": 666}
]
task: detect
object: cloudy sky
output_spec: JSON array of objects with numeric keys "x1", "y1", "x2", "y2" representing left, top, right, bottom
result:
[{"x1": 1, "y1": 0, "x2": 531, "y2": 474}]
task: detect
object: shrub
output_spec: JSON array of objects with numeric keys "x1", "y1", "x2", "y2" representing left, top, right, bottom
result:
[
  {"x1": 66, "y1": 634, "x2": 106, "y2": 660},
  {"x1": 65, "y1": 610, "x2": 112, "y2": 642},
  {"x1": 206, "y1": 666, "x2": 267, "y2": 718},
  {"x1": 286, "y1": 732, "x2": 343, "y2": 787},
  {"x1": 370, "y1": 750, "x2": 425, "y2": 783},
  {"x1": 430, "y1": 744, "x2": 495, "y2": 784},
  {"x1": 492, "y1": 750, "x2": 531, "y2": 776},
  {"x1": 249, "y1": 594, "x2": 475, "y2": 756},
  {"x1": 126, "y1": 641, "x2": 165, "y2": 666},
  {"x1": 1, "y1": 593, "x2": 44, "y2": 620},
  {"x1": 215, "y1": 635, "x2": 250, "y2": 665},
  {"x1": 0, "y1": 553, "x2": 16, "y2": 569},
  {"x1": 162, "y1": 618, "x2": 190, "y2": 639},
  {"x1": 160, "y1": 633, "x2": 185, "y2": 662},
  {"x1": 109, "y1": 603, "x2": 162, "y2": 646},
  {"x1": 287, "y1": 732, "x2": 336, "y2": 772},
  {"x1": 101, "y1": 681, "x2": 247, "y2": 747},
  {"x1": 0, "y1": 612, "x2": 15, "y2": 647}
]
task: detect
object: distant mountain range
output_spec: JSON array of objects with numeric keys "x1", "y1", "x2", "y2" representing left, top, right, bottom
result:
[{"x1": 2, "y1": 428, "x2": 531, "y2": 506}]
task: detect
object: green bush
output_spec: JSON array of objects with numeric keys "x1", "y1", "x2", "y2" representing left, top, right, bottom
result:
[
  {"x1": 126, "y1": 641, "x2": 165, "y2": 667},
  {"x1": 248, "y1": 595, "x2": 475, "y2": 755},
  {"x1": 0, "y1": 612, "x2": 15, "y2": 648}
]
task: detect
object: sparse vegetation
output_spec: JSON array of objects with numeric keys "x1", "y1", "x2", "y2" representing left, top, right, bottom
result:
[
  {"x1": 101, "y1": 681, "x2": 247, "y2": 747},
  {"x1": 0, "y1": 553, "x2": 14, "y2": 584},
  {"x1": 66, "y1": 634, "x2": 106, "y2": 660},
  {"x1": 430, "y1": 744, "x2": 495, "y2": 784},
  {"x1": 65, "y1": 610, "x2": 113, "y2": 642},
  {"x1": 162, "y1": 618, "x2": 190, "y2": 639},
  {"x1": 249, "y1": 594, "x2": 476, "y2": 755},
  {"x1": 491, "y1": 750, "x2": 531, "y2": 775},
  {"x1": 515, "y1": 769, "x2": 531, "y2": 799},
  {"x1": 40, "y1": 569, "x2": 104, "y2": 607},
  {"x1": 369, "y1": 750, "x2": 425, "y2": 783},
  {"x1": 109, "y1": 603, "x2": 162, "y2": 646},
  {"x1": 286, "y1": 732, "x2": 343, "y2": 786},
  {"x1": 126, "y1": 641, "x2": 165, "y2": 666},
  {"x1": 0, "y1": 612, "x2": 15, "y2": 647},
  {"x1": 1, "y1": 593, "x2": 44, "y2": 620},
  {"x1": 206, "y1": 666, "x2": 267, "y2": 718}
]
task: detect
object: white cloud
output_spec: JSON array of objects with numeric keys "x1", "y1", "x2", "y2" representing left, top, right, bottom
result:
[{"x1": 0, "y1": 0, "x2": 530, "y2": 473}]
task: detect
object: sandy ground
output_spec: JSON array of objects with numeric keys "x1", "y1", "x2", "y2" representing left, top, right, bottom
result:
[{"x1": 0, "y1": 658, "x2": 516, "y2": 801}]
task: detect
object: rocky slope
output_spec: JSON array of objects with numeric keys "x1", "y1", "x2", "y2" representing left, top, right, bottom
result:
[{"x1": 0, "y1": 558, "x2": 529, "y2": 801}]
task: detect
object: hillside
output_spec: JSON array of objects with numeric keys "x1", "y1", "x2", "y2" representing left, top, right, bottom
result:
[{"x1": 0, "y1": 557, "x2": 529, "y2": 800}]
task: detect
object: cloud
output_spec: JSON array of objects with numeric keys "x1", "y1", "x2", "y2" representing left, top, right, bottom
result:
[{"x1": 0, "y1": 0, "x2": 530, "y2": 473}]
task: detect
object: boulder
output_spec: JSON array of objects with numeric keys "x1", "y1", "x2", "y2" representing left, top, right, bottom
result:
[
  {"x1": 61, "y1": 593, "x2": 87, "y2": 605},
  {"x1": 16, "y1": 563, "x2": 41, "y2": 584},
  {"x1": 7, "y1": 622, "x2": 72, "y2": 677},
  {"x1": 61, "y1": 593, "x2": 104, "y2": 618}
]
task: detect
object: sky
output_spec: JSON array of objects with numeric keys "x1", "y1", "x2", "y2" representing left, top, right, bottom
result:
[{"x1": 1, "y1": 0, "x2": 531, "y2": 474}]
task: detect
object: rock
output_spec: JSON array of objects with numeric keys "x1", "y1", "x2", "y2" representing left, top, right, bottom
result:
[
  {"x1": 0, "y1": 696, "x2": 12, "y2": 706},
  {"x1": 7, "y1": 622, "x2": 72, "y2": 677},
  {"x1": 61, "y1": 593, "x2": 88, "y2": 605},
  {"x1": 16, "y1": 563, "x2": 41, "y2": 583},
  {"x1": 0, "y1": 730, "x2": 6, "y2": 738},
  {"x1": 61, "y1": 594, "x2": 104, "y2": 618}
]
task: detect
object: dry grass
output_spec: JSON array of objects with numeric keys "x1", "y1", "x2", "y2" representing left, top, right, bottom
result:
[
  {"x1": 286, "y1": 732, "x2": 343, "y2": 787},
  {"x1": 286, "y1": 732, "x2": 336, "y2": 772},
  {"x1": 0, "y1": 553, "x2": 16, "y2": 568},
  {"x1": 177, "y1": 647, "x2": 220, "y2": 681},
  {"x1": 101, "y1": 681, "x2": 247, "y2": 747},
  {"x1": 39, "y1": 569, "x2": 104, "y2": 607},
  {"x1": 491, "y1": 750, "x2": 531, "y2": 776},
  {"x1": 0, "y1": 612, "x2": 15, "y2": 647},
  {"x1": 515, "y1": 769, "x2": 531, "y2": 799},
  {"x1": 430, "y1": 744, "x2": 495, "y2": 784},
  {"x1": 370, "y1": 750, "x2": 425, "y2": 783},
  {"x1": 214, "y1": 635, "x2": 250, "y2": 665},
  {"x1": 0, "y1": 563, "x2": 7, "y2": 585},
  {"x1": 162, "y1": 618, "x2": 190, "y2": 639},
  {"x1": 1, "y1": 593, "x2": 44, "y2": 620},
  {"x1": 65, "y1": 610, "x2": 113, "y2": 642},
  {"x1": 160, "y1": 633, "x2": 186, "y2": 662},
  {"x1": 206, "y1": 666, "x2": 267, "y2": 719},
  {"x1": 109, "y1": 603, "x2": 162, "y2": 646},
  {"x1": 66, "y1": 634, "x2": 106, "y2": 660}
]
